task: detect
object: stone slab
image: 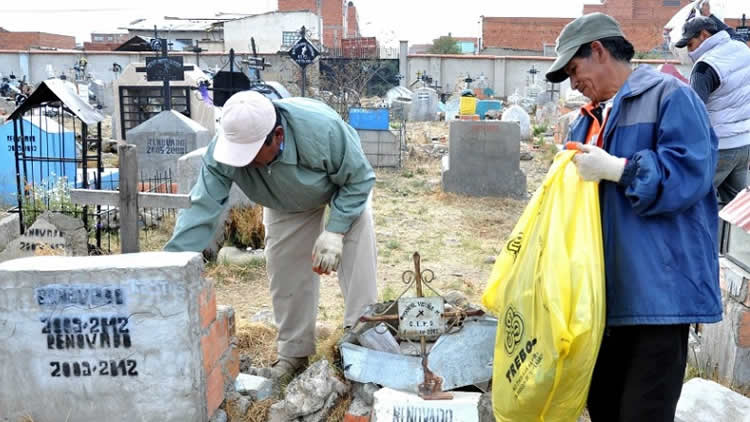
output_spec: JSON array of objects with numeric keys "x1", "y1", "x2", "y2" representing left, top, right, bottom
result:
[
  {"x1": 442, "y1": 121, "x2": 526, "y2": 198},
  {"x1": 408, "y1": 88, "x2": 438, "y2": 122},
  {"x1": 127, "y1": 110, "x2": 211, "y2": 179},
  {"x1": 372, "y1": 387, "x2": 481, "y2": 422},
  {"x1": 0, "y1": 252, "x2": 210, "y2": 422},
  {"x1": 675, "y1": 379, "x2": 750, "y2": 422},
  {"x1": 235, "y1": 373, "x2": 274, "y2": 400},
  {"x1": 357, "y1": 129, "x2": 401, "y2": 168},
  {"x1": 0, "y1": 211, "x2": 87, "y2": 263}
]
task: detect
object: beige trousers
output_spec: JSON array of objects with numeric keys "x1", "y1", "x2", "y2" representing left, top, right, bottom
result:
[{"x1": 263, "y1": 200, "x2": 378, "y2": 357}]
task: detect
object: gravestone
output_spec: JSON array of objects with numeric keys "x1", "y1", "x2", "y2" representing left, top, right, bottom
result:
[
  {"x1": 442, "y1": 121, "x2": 526, "y2": 198},
  {"x1": 357, "y1": 129, "x2": 401, "y2": 168},
  {"x1": 408, "y1": 88, "x2": 439, "y2": 122},
  {"x1": 0, "y1": 212, "x2": 87, "y2": 263},
  {"x1": 0, "y1": 117, "x2": 76, "y2": 206},
  {"x1": 0, "y1": 251, "x2": 238, "y2": 422},
  {"x1": 127, "y1": 110, "x2": 211, "y2": 179}
]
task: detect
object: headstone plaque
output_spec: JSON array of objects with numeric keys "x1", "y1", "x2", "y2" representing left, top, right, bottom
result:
[
  {"x1": 398, "y1": 297, "x2": 445, "y2": 340},
  {"x1": 0, "y1": 252, "x2": 236, "y2": 422},
  {"x1": 144, "y1": 56, "x2": 186, "y2": 82},
  {"x1": 289, "y1": 37, "x2": 320, "y2": 68},
  {"x1": 408, "y1": 88, "x2": 439, "y2": 122},
  {"x1": 126, "y1": 110, "x2": 211, "y2": 178},
  {"x1": 0, "y1": 211, "x2": 87, "y2": 262},
  {"x1": 442, "y1": 121, "x2": 527, "y2": 198}
]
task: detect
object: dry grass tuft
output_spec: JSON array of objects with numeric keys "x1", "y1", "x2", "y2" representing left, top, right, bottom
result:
[
  {"x1": 225, "y1": 205, "x2": 265, "y2": 250},
  {"x1": 310, "y1": 328, "x2": 345, "y2": 371},
  {"x1": 235, "y1": 322, "x2": 278, "y2": 368},
  {"x1": 326, "y1": 392, "x2": 352, "y2": 422},
  {"x1": 225, "y1": 397, "x2": 273, "y2": 422},
  {"x1": 33, "y1": 244, "x2": 64, "y2": 256}
]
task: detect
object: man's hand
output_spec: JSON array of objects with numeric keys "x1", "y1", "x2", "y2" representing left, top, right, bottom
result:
[
  {"x1": 572, "y1": 144, "x2": 626, "y2": 183},
  {"x1": 312, "y1": 231, "x2": 344, "y2": 275}
]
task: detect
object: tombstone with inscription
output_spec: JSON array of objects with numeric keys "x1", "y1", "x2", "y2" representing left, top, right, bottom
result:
[
  {"x1": 126, "y1": 110, "x2": 211, "y2": 178},
  {"x1": 0, "y1": 117, "x2": 77, "y2": 206},
  {"x1": 442, "y1": 121, "x2": 527, "y2": 198},
  {"x1": 408, "y1": 88, "x2": 439, "y2": 122},
  {"x1": 0, "y1": 211, "x2": 87, "y2": 262},
  {"x1": 0, "y1": 251, "x2": 238, "y2": 422}
]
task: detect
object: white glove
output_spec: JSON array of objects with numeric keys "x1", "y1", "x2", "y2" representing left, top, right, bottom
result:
[
  {"x1": 312, "y1": 230, "x2": 344, "y2": 275},
  {"x1": 572, "y1": 144, "x2": 626, "y2": 183}
]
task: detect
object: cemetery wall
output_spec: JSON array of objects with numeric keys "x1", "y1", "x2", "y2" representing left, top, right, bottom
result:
[
  {"x1": 406, "y1": 54, "x2": 693, "y2": 100},
  {"x1": 224, "y1": 11, "x2": 323, "y2": 54}
]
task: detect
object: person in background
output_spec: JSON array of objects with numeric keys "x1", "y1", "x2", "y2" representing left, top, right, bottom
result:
[
  {"x1": 676, "y1": 16, "x2": 750, "y2": 204},
  {"x1": 165, "y1": 91, "x2": 378, "y2": 380},
  {"x1": 548, "y1": 12, "x2": 721, "y2": 422}
]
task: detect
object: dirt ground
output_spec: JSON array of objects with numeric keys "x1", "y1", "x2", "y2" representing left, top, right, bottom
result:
[{"x1": 208, "y1": 120, "x2": 554, "y2": 331}]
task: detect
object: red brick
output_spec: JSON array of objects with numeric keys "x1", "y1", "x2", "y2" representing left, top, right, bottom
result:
[
  {"x1": 739, "y1": 309, "x2": 750, "y2": 348},
  {"x1": 201, "y1": 317, "x2": 229, "y2": 374},
  {"x1": 205, "y1": 365, "x2": 224, "y2": 419},
  {"x1": 0, "y1": 31, "x2": 74, "y2": 50},
  {"x1": 344, "y1": 414, "x2": 370, "y2": 422},
  {"x1": 199, "y1": 286, "x2": 217, "y2": 329},
  {"x1": 224, "y1": 345, "x2": 240, "y2": 380}
]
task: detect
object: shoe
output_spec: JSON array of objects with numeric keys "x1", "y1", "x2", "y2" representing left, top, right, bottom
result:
[{"x1": 255, "y1": 355, "x2": 308, "y2": 381}]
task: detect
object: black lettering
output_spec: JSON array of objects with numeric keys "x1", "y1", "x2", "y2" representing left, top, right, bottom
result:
[
  {"x1": 85, "y1": 334, "x2": 96, "y2": 348},
  {"x1": 113, "y1": 332, "x2": 121, "y2": 348},
  {"x1": 126, "y1": 360, "x2": 138, "y2": 376},
  {"x1": 47, "y1": 334, "x2": 54, "y2": 349},
  {"x1": 123, "y1": 333, "x2": 132, "y2": 348},
  {"x1": 99, "y1": 331, "x2": 110, "y2": 348},
  {"x1": 73, "y1": 362, "x2": 81, "y2": 377},
  {"x1": 89, "y1": 317, "x2": 99, "y2": 333},
  {"x1": 55, "y1": 334, "x2": 64, "y2": 349},
  {"x1": 63, "y1": 318, "x2": 71, "y2": 334},
  {"x1": 72, "y1": 317, "x2": 82, "y2": 333},
  {"x1": 50, "y1": 362, "x2": 60, "y2": 377},
  {"x1": 118, "y1": 317, "x2": 129, "y2": 333},
  {"x1": 117, "y1": 360, "x2": 127, "y2": 376},
  {"x1": 41, "y1": 317, "x2": 50, "y2": 334},
  {"x1": 81, "y1": 361, "x2": 91, "y2": 376},
  {"x1": 109, "y1": 360, "x2": 118, "y2": 377},
  {"x1": 99, "y1": 360, "x2": 109, "y2": 375},
  {"x1": 519, "y1": 348, "x2": 527, "y2": 363},
  {"x1": 76, "y1": 334, "x2": 84, "y2": 349},
  {"x1": 514, "y1": 355, "x2": 522, "y2": 371},
  {"x1": 64, "y1": 334, "x2": 75, "y2": 349},
  {"x1": 509, "y1": 364, "x2": 517, "y2": 378},
  {"x1": 62, "y1": 362, "x2": 70, "y2": 377},
  {"x1": 115, "y1": 289, "x2": 124, "y2": 305}
]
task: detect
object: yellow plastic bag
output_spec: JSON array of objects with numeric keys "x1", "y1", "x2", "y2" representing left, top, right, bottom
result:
[{"x1": 481, "y1": 150, "x2": 605, "y2": 422}]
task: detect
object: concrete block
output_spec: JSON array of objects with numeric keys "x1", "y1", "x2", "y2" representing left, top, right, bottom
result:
[
  {"x1": 675, "y1": 379, "x2": 750, "y2": 422},
  {"x1": 235, "y1": 373, "x2": 274, "y2": 400},
  {"x1": 177, "y1": 147, "x2": 252, "y2": 258},
  {"x1": 697, "y1": 294, "x2": 750, "y2": 391},
  {"x1": 0, "y1": 212, "x2": 20, "y2": 253},
  {"x1": 357, "y1": 129, "x2": 401, "y2": 168},
  {"x1": 442, "y1": 121, "x2": 526, "y2": 198},
  {"x1": 0, "y1": 252, "x2": 232, "y2": 422},
  {"x1": 217, "y1": 246, "x2": 266, "y2": 266},
  {"x1": 372, "y1": 387, "x2": 481, "y2": 422}
]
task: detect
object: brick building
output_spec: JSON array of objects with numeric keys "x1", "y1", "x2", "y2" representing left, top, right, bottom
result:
[
  {"x1": 483, "y1": 0, "x2": 745, "y2": 55},
  {"x1": 278, "y1": 0, "x2": 361, "y2": 49},
  {"x1": 0, "y1": 30, "x2": 75, "y2": 50}
]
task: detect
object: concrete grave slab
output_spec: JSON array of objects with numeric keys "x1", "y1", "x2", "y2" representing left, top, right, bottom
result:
[
  {"x1": 126, "y1": 110, "x2": 211, "y2": 179},
  {"x1": 0, "y1": 211, "x2": 87, "y2": 263},
  {"x1": 675, "y1": 379, "x2": 750, "y2": 422},
  {"x1": 357, "y1": 129, "x2": 401, "y2": 168},
  {"x1": 0, "y1": 212, "x2": 20, "y2": 252},
  {"x1": 442, "y1": 121, "x2": 527, "y2": 198},
  {"x1": 0, "y1": 251, "x2": 238, "y2": 422}
]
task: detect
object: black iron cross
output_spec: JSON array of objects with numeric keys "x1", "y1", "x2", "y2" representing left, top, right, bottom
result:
[{"x1": 135, "y1": 32, "x2": 194, "y2": 111}]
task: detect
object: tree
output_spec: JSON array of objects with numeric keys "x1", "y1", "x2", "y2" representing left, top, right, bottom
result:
[{"x1": 428, "y1": 36, "x2": 461, "y2": 55}]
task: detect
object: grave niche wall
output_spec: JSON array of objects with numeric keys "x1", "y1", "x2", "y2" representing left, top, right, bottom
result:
[{"x1": 0, "y1": 252, "x2": 238, "y2": 422}]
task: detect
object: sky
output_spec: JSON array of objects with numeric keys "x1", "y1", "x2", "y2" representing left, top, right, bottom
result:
[{"x1": 0, "y1": 0, "x2": 591, "y2": 46}]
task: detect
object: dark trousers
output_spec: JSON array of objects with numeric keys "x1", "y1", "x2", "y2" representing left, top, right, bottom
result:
[{"x1": 587, "y1": 324, "x2": 689, "y2": 422}]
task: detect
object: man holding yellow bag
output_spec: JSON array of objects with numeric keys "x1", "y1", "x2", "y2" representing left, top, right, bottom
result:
[{"x1": 546, "y1": 12, "x2": 722, "y2": 422}]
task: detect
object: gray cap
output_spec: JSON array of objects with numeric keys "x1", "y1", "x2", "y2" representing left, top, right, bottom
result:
[
  {"x1": 674, "y1": 16, "x2": 718, "y2": 48},
  {"x1": 545, "y1": 13, "x2": 626, "y2": 83}
]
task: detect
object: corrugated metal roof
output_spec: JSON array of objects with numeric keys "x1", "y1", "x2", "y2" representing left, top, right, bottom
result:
[
  {"x1": 8, "y1": 79, "x2": 105, "y2": 125},
  {"x1": 719, "y1": 188, "x2": 750, "y2": 232}
]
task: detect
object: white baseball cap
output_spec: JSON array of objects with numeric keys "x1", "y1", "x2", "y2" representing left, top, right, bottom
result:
[{"x1": 213, "y1": 91, "x2": 277, "y2": 167}]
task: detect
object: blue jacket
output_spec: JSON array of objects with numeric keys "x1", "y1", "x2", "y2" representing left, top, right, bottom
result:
[{"x1": 567, "y1": 65, "x2": 722, "y2": 326}]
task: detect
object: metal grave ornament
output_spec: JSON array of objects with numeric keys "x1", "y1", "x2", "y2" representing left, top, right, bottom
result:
[
  {"x1": 359, "y1": 252, "x2": 484, "y2": 400},
  {"x1": 289, "y1": 27, "x2": 320, "y2": 68}
]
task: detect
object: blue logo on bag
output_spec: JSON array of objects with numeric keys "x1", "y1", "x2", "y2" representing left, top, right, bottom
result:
[{"x1": 504, "y1": 306, "x2": 525, "y2": 355}]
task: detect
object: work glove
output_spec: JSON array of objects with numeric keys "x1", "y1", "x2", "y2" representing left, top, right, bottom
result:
[
  {"x1": 312, "y1": 230, "x2": 344, "y2": 275},
  {"x1": 572, "y1": 143, "x2": 626, "y2": 183}
]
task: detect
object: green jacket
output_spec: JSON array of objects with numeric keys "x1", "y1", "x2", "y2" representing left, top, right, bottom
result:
[{"x1": 164, "y1": 97, "x2": 375, "y2": 253}]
